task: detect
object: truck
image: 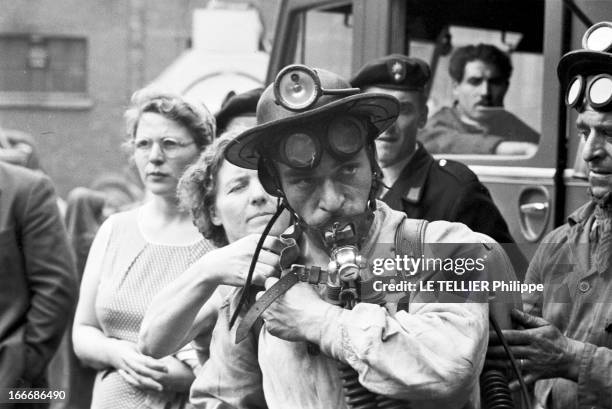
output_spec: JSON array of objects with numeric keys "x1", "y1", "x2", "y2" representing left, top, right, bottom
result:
[{"x1": 264, "y1": 0, "x2": 612, "y2": 263}]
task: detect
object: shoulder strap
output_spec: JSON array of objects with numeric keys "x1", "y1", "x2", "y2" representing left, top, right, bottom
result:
[
  {"x1": 394, "y1": 217, "x2": 428, "y2": 313},
  {"x1": 395, "y1": 217, "x2": 428, "y2": 260},
  {"x1": 99, "y1": 210, "x2": 147, "y2": 284}
]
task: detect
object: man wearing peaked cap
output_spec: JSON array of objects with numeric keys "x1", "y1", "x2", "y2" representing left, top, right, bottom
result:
[
  {"x1": 352, "y1": 54, "x2": 526, "y2": 274},
  {"x1": 487, "y1": 22, "x2": 612, "y2": 409},
  {"x1": 187, "y1": 63, "x2": 516, "y2": 409}
]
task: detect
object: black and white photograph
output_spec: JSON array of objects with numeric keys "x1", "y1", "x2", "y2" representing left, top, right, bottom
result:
[{"x1": 1, "y1": 0, "x2": 611, "y2": 408}]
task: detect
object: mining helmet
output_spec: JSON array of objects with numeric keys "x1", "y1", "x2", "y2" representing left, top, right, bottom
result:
[
  {"x1": 224, "y1": 64, "x2": 400, "y2": 171},
  {"x1": 559, "y1": 22, "x2": 612, "y2": 111}
]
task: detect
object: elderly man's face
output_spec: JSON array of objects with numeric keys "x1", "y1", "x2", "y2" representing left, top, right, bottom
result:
[
  {"x1": 276, "y1": 148, "x2": 372, "y2": 226},
  {"x1": 578, "y1": 104, "x2": 612, "y2": 199},
  {"x1": 453, "y1": 59, "x2": 509, "y2": 122}
]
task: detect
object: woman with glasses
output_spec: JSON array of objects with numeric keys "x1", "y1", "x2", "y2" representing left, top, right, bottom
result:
[{"x1": 73, "y1": 89, "x2": 215, "y2": 409}]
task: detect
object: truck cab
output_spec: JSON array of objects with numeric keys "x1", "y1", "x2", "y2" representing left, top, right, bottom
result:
[{"x1": 267, "y1": 0, "x2": 612, "y2": 262}]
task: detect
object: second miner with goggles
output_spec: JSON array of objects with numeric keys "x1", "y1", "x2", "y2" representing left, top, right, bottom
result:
[{"x1": 564, "y1": 22, "x2": 612, "y2": 111}]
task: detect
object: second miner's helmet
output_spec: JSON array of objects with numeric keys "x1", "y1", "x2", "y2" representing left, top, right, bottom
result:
[
  {"x1": 224, "y1": 64, "x2": 399, "y2": 197},
  {"x1": 559, "y1": 22, "x2": 612, "y2": 111}
]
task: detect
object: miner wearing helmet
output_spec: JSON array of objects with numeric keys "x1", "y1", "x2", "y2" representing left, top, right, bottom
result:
[
  {"x1": 487, "y1": 22, "x2": 612, "y2": 408},
  {"x1": 189, "y1": 64, "x2": 507, "y2": 408}
]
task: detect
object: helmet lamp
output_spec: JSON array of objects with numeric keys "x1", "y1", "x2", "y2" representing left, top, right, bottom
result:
[{"x1": 273, "y1": 65, "x2": 360, "y2": 112}]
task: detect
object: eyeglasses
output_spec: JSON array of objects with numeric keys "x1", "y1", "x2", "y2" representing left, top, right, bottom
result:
[
  {"x1": 274, "y1": 65, "x2": 360, "y2": 111},
  {"x1": 565, "y1": 22, "x2": 612, "y2": 111},
  {"x1": 132, "y1": 137, "x2": 195, "y2": 158},
  {"x1": 261, "y1": 115, "x2": 368, "y2": 169}
]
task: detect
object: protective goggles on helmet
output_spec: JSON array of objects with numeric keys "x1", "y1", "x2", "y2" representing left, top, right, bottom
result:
[
  {"x1": 261, "y1": 115, "x2": 369, "y2": 169},
  {"x1": 566, "y1": 74, "x2": 612, "y2": 110},
  {"x1": 566, "y1": 22, "x2": 612, "y2": 111},
  {"x1": 274, "y1": 65, "x2": 361, "y2": 111}
]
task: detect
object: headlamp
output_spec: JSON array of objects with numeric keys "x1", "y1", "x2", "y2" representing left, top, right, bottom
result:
[
  {"x1": 274, "y1": 65, "x2": 361, "y2": 112},
  {"x1": 565, "y1": 22, "x2": 612, "y2": 111},
  {"x1": 265, "y1": 115, "x2": 368, "y2": 169},
  {"x1": 583, "y1": 22, "x2": 612, "y2": 52}
]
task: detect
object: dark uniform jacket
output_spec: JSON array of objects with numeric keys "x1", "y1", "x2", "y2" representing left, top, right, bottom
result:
[
  {"x1": 380, "y1": 143, "x2": 527, "y2": 272},
  {"x1": 0, "y1": 163, "x2": 77, "y2": 396}
]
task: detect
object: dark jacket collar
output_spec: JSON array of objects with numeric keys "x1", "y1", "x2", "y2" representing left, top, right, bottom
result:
[
  {"x1": 391, "y1": 142, "x2": 434, "y2": 205},
  {"x1": 386, "y1": 142, "x2": 433, "y2": 205}
]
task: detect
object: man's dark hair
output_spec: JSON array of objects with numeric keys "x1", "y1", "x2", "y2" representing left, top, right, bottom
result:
[{"x1": 449, "y1": 44, "x2": 513, "y2": 83}]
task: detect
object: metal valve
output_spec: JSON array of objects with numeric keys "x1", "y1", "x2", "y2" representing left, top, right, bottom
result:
[{"x1": 327, "y1": 245, "x2": 366, "y2": 283}]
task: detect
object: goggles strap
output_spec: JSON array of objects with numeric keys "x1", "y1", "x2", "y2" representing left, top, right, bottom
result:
[{"x1": 367, "y1": 144, "x2": 381, "y2": 211}]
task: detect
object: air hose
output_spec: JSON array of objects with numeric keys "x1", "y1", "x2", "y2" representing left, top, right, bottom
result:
[
  {"x1": 338, "y1": 360, "x2": 407, "y2": 409},
  {"x1": 480, "y1": 314, "x2": 533, "y2": 409},
  {"x1": 480, "y1": 369, "x2": 515, "y2": 409}
]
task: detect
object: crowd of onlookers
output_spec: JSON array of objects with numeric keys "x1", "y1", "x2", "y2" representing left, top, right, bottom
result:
[{"x1": 1, "y1": 34, "x2": 611, "y2": 409}]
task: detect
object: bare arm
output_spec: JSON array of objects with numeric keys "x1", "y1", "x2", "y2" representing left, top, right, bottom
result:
[
  {"x1": 72, "y1": 218, "x2": 119, "y2": 370},
  {"x1": 138, "y1": 234, "x2": 284, "y2": 358},
  {"x1": 138, "y1": 259, "x2": 224, "y2": 358},
  {"x1": 72, "y1": 219, "x2": 169, "y2": 391}
]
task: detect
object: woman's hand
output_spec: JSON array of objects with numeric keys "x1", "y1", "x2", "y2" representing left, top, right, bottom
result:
[
  {"x1": 139, "y1": 234, "x2": 286, "y2": 359},
  {"x1": 201, "y1": 234, "x2": 285, "y2": 287},
  {"x1": 111, "y1": 339, "x2": 169, "y2": 391},
  {"x1": 155, "y1": 356, "x2": 196, "y2": 392}
]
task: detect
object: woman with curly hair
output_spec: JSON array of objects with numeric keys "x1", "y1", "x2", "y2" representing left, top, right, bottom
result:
[
  {"x1": 138, "y1": 131, "x2": 289, "y2": 361},
  {"x1": 73, "y1": 89, "x2": 215, "y2": 409}
]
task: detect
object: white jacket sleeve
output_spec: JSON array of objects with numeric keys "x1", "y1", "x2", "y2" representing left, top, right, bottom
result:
[
  {"x1": 317, "y1": 300, "x2": 488, "y2": 402},
  {"x1": 317, "y1": 221, "x2": 494, "y2": 405}
]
